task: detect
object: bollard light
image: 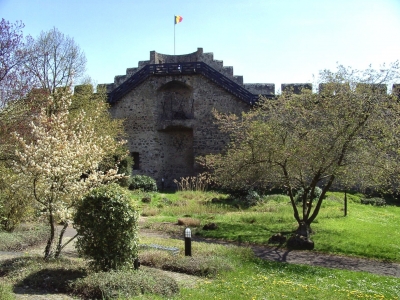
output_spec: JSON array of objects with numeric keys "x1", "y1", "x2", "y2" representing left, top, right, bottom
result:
[{"x1": 184, "y1": 227, "x2": 192, "y2": 256}]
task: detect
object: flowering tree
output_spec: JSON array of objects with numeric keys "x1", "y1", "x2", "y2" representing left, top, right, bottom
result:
[{"x1": 12, "y1": 91, "x2": 124, "y2": 259}]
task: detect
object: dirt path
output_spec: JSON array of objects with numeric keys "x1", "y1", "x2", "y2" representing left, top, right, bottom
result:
[
  {"x1": 185, "y1": 234, "x2": 400, "y2": 278},
  {"x1": 3, "y1": 225, "x2": 400, "y2": 278}
]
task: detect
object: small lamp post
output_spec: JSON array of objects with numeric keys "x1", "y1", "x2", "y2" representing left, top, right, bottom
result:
[{"x1": 184, "y1": 227, "x2": 192, "y2": 256}]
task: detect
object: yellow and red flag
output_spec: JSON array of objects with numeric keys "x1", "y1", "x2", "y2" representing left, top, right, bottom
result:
[{"x1": 175, "y1": 15, "x2": 183, "y2": 24}]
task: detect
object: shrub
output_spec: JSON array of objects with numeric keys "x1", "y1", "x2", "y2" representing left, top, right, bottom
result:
[
  {"x1": 0, "y1": 283, "x2": 15, "y2": 300},
  {"x1": 117, "y1": 155, "x2": 133, "y2": 187},
  {"x1": 71, "y1": 268, "x2": 179, "y2": 299},
  {"x1": 228, "y1": 189, "x2": 262, "y2": 207},
  {"x1": 361, "y1": 197, "x2": 386, "y2": 206},
  {"x1": 0, "y1": 168, "x2": 33, "y2": 232},
  {"x1": 141, "y1": 196, "x2": 151, "y2": 203},
  {"x1": 294, "y1": 187, "x2": 323, "y2": 204},
  {"x1": 244, "y1": 190, "x2": 261, "y2": 207},
  {"x1": 139, "y1": 250, "x2": 232, "y2": 277},
  {"x1": 129, "y1": 175, "x2": 157, "y2": 192},
  {"x1": 74, "y1": 184, "x2": 139, "y2": 271}
]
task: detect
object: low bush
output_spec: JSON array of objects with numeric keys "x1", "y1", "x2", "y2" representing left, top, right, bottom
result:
[
  {"x1": 129, "y1": 175, "x2": 158, "y2": 192},
  {"x1": 228, "y1": 189, "x2": 263, "y2": 207},
  {"x1": 0, "y1": 169, "x2": 33, "y2": 232},
  {"x1": 71, "y1": 268, "x2": 179, "y2": 299},
  {"x1": 117, "y1": 155, "x2": 133, "y2": 187},
  {"x1": 0, "y1": 283, "x2": 15, "y2": 300},
  {"x1": 294, "y1": 187, "x2": 323, "y2": 204},
  {"x1": 74, "y1": 184, "x2": 139, "y2": 271},
  {"x1": 139, "y1": 250, "x2": 232, "y2": 277},
  {"x1": 361, "y1": 197, "x2": 386, "y2": 206}
]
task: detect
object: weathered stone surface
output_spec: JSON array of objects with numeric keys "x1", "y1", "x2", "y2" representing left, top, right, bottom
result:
[{"x1": 103, "y1": 49, "x2": 265, "y2": 189}]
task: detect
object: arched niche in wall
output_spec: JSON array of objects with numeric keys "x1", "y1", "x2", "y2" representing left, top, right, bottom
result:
[{"x1": 157, "y1": 80, "x2": 194, "y2": 120}]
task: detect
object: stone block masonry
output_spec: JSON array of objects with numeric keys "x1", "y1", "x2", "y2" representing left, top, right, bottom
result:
[{"x1": 93, "y1": 48, "x2": 398, "y2": 190}]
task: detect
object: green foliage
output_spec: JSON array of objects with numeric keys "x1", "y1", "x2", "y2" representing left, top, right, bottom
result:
[
  {"x1": 140, "y1": 250, "x2": 232, "y2": 277},
  {"x1": 0, "y1": 283, "x2": 16, "y2": 300},
  {"x1": 294, "y1": 187, "x2": 323, "y2": 204},
  {"x1": 0, "y1": 166, "x2": 33, "y2": 232},
  {"x1": 117, "y1": 154, "x2": 133, "y2": 187},
  {"x1": 227, "y1": 189, "x2": 263, "y2": 207},
  {"x1": 206, "y1": 64, "x2": 400, "y2": 238},
  {"x1": 129, "y1": 175, "x2": 158, "y2": 192},
  {"x1": 74, "y1": 183, "x2": 139, "y2": 271},
  {"x1": 361, "y1": 197, "x2": 386, "y2": 206},
  {"x1": 71, "y1": 268, "x2": 179, "y2": 299}
]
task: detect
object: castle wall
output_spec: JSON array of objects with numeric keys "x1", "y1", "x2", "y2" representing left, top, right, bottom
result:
[{"x1": 109, "y1": 74, "x2": 249, "y2": 189}]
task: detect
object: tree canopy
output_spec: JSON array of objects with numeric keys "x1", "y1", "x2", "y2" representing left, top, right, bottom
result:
[
  {"x1": 205, "y1": 63, "x2": 400, "y2": 240},
  {"x1": 25, "y1": 27, "x2": 86, "y2": 94}
]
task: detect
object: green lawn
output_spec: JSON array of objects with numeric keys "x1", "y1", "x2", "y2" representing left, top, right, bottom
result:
[
  {"x1": 136, "y1": 190, "x2": 400, "y2": 261},
  {"x1": 1, "y1": 190, "x2": 399, "y2": 299}
]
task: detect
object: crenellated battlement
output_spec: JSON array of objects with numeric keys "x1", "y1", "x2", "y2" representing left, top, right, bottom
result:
[
  {"x1": 101, "y1": 48, "x2": 275, "y2": 98},
  {"x1": 98, "y1": 48, "x2": 399, "y2": 104}
]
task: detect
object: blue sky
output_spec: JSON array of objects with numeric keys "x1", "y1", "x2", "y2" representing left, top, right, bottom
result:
[{"x1": 1, "y1": 0, "x2": 400, "y2": 91}]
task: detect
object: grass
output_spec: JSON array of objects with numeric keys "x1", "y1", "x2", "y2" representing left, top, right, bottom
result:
[
  {"x1": 135, "y1": 190, "x2": 400, "y2": 262},
  {"x1": 1, "y1": 227, "x2": 400, "y2": 299},
  {"x1": 1, "y1": 190, "x2": 400, "y2": 299},
  {"x1": 176, "y1": 260, "x2": 400, "y2": 300},
  {"x1": 0, "y1": 223, "x2": 48, "y2": 251}
]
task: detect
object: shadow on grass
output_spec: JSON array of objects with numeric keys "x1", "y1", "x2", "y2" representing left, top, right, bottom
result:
[
  {"x1": 0, "y1": 256, "x2": 86, "y2": 295},
  {"x1": 196, "y1": 222, "x2": 295, "y2": 245},
  {"x1": 14, "y1": 268, "x2": 86, "y2": 294}
]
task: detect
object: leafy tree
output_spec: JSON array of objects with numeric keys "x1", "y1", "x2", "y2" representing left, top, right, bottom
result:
[
  {"x1": 11, "y1": 90, "x2": 124, "y2": 259},
  {"x1": 25, "y1": 27, "x2": 86, "y2": 94},
  {"x1": 206, "y1": 63, "x2": 400, "y2": 242}
]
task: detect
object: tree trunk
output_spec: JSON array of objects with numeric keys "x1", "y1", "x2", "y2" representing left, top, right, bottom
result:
[
  {"x1": 44, "y1": 211, "x2": 55, "y2": 259},
  {"x1": 296, "y1": 221, "x2": 312, "y2": 238},
  {"x1": 55, "y1": 222, "x2": 68, "y2": 258}
]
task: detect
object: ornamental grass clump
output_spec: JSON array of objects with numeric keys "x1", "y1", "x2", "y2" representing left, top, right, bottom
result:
[
  {"x1": 174, "y1": 173, "x2": 211, "y2": 191},
  {"x1": 74, "y1": 184, "x2": 139, "y2": 271}
]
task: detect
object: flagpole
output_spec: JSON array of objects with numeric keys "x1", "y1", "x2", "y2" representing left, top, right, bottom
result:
[{"x1": 174, "y1": 15, "x2": 175, "y2": 55}]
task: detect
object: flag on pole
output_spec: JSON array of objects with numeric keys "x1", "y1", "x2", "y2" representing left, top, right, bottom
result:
[{"x1": 175, "y1": 15, "x2": 183, "y2": 24}]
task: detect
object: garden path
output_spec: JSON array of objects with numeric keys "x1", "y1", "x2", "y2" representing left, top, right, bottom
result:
[{"x1": 1, "y1": 222, "x2": 400, "y2": 299}]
